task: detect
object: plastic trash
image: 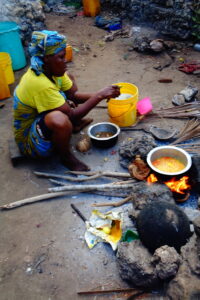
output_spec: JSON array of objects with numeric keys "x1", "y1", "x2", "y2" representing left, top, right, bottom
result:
[
  {"x1": 137, "y1": 97, "x2": 153, "y2": 115},
  {"x1": 84, "y1": 210, "x2": 122, "y2": 250}
]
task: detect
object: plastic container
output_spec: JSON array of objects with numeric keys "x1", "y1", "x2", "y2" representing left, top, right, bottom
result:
[
  {"x1": 108, "y1": 82, "x2": 139, "y2": 127},
  {"x1": 194, "y1": 43, "x2": 200, "y2": 52},
  {"x1": 83, "y1": 0, "x2": 101, "y2": 17},
  {"x1": 65, "y1": 45, "x2": 73, "y2": 62},
  {"x1": 137, "y1": 97, "x2": 153, "y2": 115},
  {"x1": 0, "y1": 21, "x2": 26, "y2": 70},
  {"x1": 0, "y1": 67, "x2": 10, "y2": 100},
  {"x1": 0, "y1": 52, "x2": 15, "y2": 84}
]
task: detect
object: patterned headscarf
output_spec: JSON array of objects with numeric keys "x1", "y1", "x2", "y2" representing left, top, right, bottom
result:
[{"x1": 29, "y1": 30, "x2": 67, "y2": 75}]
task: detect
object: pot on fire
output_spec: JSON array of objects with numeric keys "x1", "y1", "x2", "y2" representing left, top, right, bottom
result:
[{"x1": 147, "y1": 146, "x2": 192, "y2": 176}]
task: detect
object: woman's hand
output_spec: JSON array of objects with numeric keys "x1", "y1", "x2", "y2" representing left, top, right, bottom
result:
[{"x1": 97, "y1": 85, "x2": 120, "y2": 101}]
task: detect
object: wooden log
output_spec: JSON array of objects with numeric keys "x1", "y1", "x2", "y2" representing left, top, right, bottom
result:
[
  {"x1": 34, "y1": 171, "x2": 102, "y2": 182},
  {"x1": 48, "y1": 182, "x2": 135, "y2": 193},
  {"x1": 0, "y1": 191, "x2": 71, "y2": 210},
  {"x1": 65, "y1": 170, "x2": 131, "y2": 178}
]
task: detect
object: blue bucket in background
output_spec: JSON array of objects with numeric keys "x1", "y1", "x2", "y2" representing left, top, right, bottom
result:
[{"x1": 0, "y1": 21, "x2": 26, "y2": 71}]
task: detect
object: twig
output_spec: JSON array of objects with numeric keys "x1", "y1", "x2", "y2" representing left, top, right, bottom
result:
[
  {"x1": 91, "y1": 195, "x2": 133, "y2": 207},
  {"x1": 0, "y1": 191, "x2": 71, "y2": 210},
  {"x1": 71, "y1": 204, "x2": 87, "y2": 222}
]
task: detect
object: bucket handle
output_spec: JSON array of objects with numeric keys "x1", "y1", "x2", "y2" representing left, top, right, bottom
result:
[{"x1": 108, "y1": 103, "x2": 135, "y2": 119}]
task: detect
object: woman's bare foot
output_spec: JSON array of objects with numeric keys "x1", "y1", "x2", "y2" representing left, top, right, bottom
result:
[
  {"x1": 61, "y1": 153, "x2": 90, "y2": 171},
  {"x1": 73, "y1": 118, "x2": 93, "y2": 133}
]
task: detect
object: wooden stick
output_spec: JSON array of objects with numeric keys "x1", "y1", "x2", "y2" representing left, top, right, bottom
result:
[
  {"x1": 34, "y1": 171, "x2": 102, "y2": 182},
  {"x1": 0, "y1": 191, "x2": 71, "y2": 210},
  {"x1": 48, "y1": 182, "x2": 135, "y2": 193},
  {"x1": 77, "y1": 287, "x2": 142, "y2": 295},
  {"x1": 71, "y1": 204, "x2": 87, "y2": 222},
  {"x1": 91, "y1": 195, "x2": 133, "y2": 207},
  {"x1": 65, "y1": 170, "x2": 131, "y2": 178}
]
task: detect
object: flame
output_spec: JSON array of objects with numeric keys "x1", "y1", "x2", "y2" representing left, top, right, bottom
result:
[
  {"x1": 164, "y1": 176, "x2": 190, "y2": 194},
  {"x1": 147, "y1": 174, "x2": 191, "y2": 194},
  {"x1": 147, "y1": 173, "x2": 158, "y2": 184}
]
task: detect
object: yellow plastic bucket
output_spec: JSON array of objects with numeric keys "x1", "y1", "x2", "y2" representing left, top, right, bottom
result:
[
  {"x1": 108, "y1": 82, "x2": 138, "y2": 127},
  {"x1": 0, "y1": 67, "x2": 10, "y2": 100},
  {"x1": 0, "y1": 52, "x2": 15, "y2": 84}
]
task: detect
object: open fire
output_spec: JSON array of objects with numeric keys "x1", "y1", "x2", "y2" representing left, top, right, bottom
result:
[{"x1": 147, "y1": 174, "x2": 191, "y2": 202}]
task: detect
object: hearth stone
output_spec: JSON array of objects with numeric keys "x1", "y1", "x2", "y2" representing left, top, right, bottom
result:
[
  {"x1": 117, "y1": 241, "x2": 181, "y2": 288},
  {"x1": 136, "y1": 201, "x2": 192, "y2": 253},
  {"x1": 129, "y1": 182, "x2": 175, "y2": 219}
]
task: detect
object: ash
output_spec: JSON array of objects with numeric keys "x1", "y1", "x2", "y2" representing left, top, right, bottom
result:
[{"x1": 119, "y1": 132, "x2": 156, "y2": 169}]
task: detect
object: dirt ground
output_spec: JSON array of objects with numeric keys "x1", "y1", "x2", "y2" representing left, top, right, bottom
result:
[{"x1": 0, "y1": 11, "x2": 200, "y2": 300}]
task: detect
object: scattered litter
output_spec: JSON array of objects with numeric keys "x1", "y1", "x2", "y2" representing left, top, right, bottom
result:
[
  {"x1": 85, "y1": 210, "x2": 122, "y2": 250},
  {"x1": 122, "y1": 229, "x2": 139, "y2": 242},
  {"x1": 95, "y1": 16, "x2": 122, "y2": 31},
  {"x1": 194, "y1": 43, "x2": 200, "y2": 52},
  {"x1": 104, "y1": 27, "x2": 132, "y2": 42},
  {"x1": 179, "y1": 57, "x2": 185, "y2": 62},
  {"x1": 158, "y1": 78, "x2": 173, "y2": 83},
  {"x1": 178, "y1": 62, "x2": 200, "y2": 74},
  {"x1": 26, "y1": 267, "x2": 32, "y2": 274}
]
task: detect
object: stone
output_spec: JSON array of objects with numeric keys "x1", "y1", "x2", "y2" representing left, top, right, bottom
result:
[
  {"x1": 117, "y1": 240, "x2": 160, "y2": 288},
  {"x1": 179, "y1": 85, "x2": 198, "y2": 102},
  {"x1": 172, "y1": 94, "x2": 185, "y2": 106},
  {"x1": 152, "y1": 245, "x2": 181, "y2": 280},
  {"x1": 166, "y1": 234, "x2": 200, "y2": 298},
  {"x1": 193, "y1": 216, "x2": 200, "y2": 237}
]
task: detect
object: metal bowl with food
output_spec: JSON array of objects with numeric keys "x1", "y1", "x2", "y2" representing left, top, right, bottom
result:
[
  {"x1": 87, "y1": 122, "x2": 120, "y2": 148},
  {"x1": 147, "y1": 146, "x2": 192, "y2": 176}
]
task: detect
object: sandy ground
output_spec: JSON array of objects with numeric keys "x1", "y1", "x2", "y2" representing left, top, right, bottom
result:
[{"x1": 0, "y1": 11, "x2": 200, "y2": 300}]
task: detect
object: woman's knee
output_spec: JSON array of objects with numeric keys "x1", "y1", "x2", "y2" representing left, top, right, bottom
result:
[{"x1": 44, "y1": 111, "x2": 72, "y2": 131}]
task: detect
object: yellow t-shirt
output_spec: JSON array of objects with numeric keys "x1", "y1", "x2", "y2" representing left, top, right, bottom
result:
[
  {"x1": 16, "y1": 68, "x2": 73, "y2": 112},
  {"x1": 14, "y1": 68, "x2": 73, "y2": 145}
]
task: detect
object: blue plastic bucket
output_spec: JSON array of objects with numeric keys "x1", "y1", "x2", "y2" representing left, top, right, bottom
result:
[{"x1": 0, "y1": 22, "x2": 26, "y2": 71}]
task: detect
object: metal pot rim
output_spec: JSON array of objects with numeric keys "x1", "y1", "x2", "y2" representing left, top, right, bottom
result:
[
  {"x1": 147, "y1": 145, "x2": 192, "y2": 176},
  {"x1": 87, "y1": 122, "x2": 120, "y2": 141}
]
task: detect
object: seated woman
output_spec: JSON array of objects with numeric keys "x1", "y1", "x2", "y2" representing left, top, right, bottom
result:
[{"x1": 13, "y1": 30, "x2": 120, "y2": 171}]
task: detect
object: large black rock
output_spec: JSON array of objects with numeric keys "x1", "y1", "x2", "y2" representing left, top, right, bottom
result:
[{"x1": 136, "y1": 201, "x2": 192, "y2": 253}]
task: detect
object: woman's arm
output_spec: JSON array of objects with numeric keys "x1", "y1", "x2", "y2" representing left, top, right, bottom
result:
[
  {"x1": 64, "y1": 72, "x2": 97, "y2": 104},
  {"x1": 57, "y1": 85, "x2": 120, "y2": 122}
]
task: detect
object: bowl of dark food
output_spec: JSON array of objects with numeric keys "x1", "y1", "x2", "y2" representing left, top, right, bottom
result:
[
  {"x1": 87, "y1": 122, "x2": 120, "y2": 148},
  {"x1": 147, "y1": 145, "x2": 192, "y2": 176}
]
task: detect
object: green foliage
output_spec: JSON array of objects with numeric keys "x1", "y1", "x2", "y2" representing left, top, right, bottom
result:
[{"x1": 192, "y1": 5, "x2": 200, "y2": 41}]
